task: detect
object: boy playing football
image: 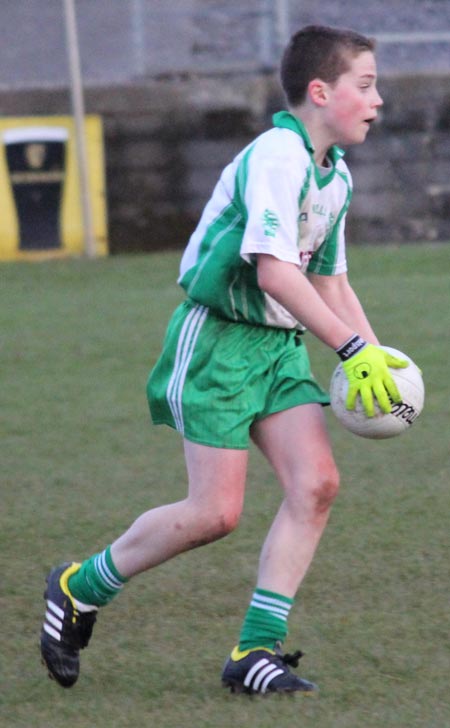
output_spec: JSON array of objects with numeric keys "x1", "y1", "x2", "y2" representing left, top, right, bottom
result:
[{"x1": 40, "y1": 25, "x2": 407, "y2": 695}]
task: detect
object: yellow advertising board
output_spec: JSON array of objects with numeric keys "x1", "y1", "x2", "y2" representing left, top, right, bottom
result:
[{"x1": 0, "y1": 115, "x2": 107, "y2": 260}]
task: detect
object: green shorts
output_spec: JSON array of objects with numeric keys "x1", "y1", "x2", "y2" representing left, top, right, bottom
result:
[{"x1": 147, "y1": 300, "x2": 330, "y2": 449}]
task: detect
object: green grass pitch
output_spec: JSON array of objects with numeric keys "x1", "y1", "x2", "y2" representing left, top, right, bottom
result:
[{"x1": 1, "y1": 244, "x2": 449, "y2": 727}]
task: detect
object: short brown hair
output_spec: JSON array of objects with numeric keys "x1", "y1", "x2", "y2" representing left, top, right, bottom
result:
[{"x1": 280, "y1": 25, "x2": 376, "y2": 106}]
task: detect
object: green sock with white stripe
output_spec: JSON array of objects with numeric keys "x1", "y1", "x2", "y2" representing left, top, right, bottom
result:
[
  {"x1": 68, "y1": 545, "x2": 128, "y2": 607},
  {"x1": 238, "y1": 588, "x2": 294, "y2": 651}
]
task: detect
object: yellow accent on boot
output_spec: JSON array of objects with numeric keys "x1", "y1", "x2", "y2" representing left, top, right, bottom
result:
[
  {"x1": 59, "y1": 562, "x2": 98, "y2": 617},
  {"x1": 59, "y1": 562, "x2": 82, "y2": 612},
  {"x1": 230, "y1": 645, "x2": 276, "y2": 662}
]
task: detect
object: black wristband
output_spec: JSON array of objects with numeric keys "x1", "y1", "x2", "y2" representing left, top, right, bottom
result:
[{"x1": 336, "y1": 334, "x2": 367, "y2": 361}]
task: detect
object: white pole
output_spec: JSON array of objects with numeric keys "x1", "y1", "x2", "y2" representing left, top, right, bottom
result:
[
  {"x1": 63, "y1": 0, "x2": 96, "y2": 258},
  {"x1": 260, "y1": 0, "x2": 291, "y2": 69},
  {"x1": 259, "y1": 0, "x2": 273, "y2": 69},
  {"x1": 131, "y1": 0, "x2": 146, "y2": 76},
  {"x1": 275, "y1": 0, "x2": 290, "y2": 51}
]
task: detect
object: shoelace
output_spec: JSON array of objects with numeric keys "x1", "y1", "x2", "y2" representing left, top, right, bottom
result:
[
  {"x1": 64, "y1": 609, "x2": 97, "y2": 648},
  {"x1": 76, "y1": 611, "x2": 97, "y2": 648},
  {"x1": 279, "y1": 649, "x2": 304, "y2": 668}
]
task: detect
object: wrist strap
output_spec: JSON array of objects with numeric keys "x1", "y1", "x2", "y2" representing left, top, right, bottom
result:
[{"x1": 336, "y1": 334, "x2": 367, "y2": 361}]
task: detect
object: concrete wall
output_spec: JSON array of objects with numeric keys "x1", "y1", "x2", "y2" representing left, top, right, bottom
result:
[
  {"x1": 346, "y1": 75, "x2": 450, "y2": 243},
  {"x1": 1, "y1": 70, "x2": 449, "y2": 251}
]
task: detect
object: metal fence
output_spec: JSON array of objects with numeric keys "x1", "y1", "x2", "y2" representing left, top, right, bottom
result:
[{"x1": 0, "y1": 0, "x2": 449, "y2": 90}]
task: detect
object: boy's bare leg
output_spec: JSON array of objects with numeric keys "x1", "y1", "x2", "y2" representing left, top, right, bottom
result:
[
  {"x1": 222, "y1": 404, "x2": 333, "y2": 693},
  {"x1": 111, "y1": 441, "x2": 248, "y2": 578},
  {"x1": 251, "y1": 403, "x2": 339, "y2": 597}
]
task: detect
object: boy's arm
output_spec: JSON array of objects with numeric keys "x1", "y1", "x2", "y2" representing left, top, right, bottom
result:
[
  {"x1": 307, "y1": 271, "x2": 379, "y2": 345},
  {"x1": 257, "y1": 254, "x2": 407, "y2": 416},
  {"x1": 256, "y1": 254, "x2": 356, "y2": 349}
]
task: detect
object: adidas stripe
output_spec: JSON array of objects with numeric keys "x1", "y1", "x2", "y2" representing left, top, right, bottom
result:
[
  {"x1": 43, "y1": 600, "x2": 64, "y2": 641},
  {"x1": 244, "y1": 658, "x2": 285, "y2": 694}
]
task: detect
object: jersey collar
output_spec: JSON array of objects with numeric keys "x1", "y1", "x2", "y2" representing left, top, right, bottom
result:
[{"x1": 272, "y1": 111, "x2": 345, "y2": 180}]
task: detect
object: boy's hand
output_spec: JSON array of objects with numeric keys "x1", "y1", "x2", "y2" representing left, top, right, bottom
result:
[{"x1": 337, "y1": 336, "x2": 409, "y2": 417}]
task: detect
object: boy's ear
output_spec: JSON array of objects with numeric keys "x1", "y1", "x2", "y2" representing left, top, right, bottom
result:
[{"x1": 308, "y1": 79, "x2": 329, "y2": 106}]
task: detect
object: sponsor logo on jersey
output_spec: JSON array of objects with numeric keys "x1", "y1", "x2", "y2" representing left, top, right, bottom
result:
[
  {"x1": 261, "y1": 208, "x2": 280, "y2": 237},
  {"x1": 312, "y1": 203, "x2": 327, "y2": 217}
]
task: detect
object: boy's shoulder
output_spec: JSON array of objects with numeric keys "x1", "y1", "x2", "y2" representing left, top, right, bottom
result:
[
  {"x1": 249, "y1": 125, "x2": 311, "y2": 166},
  {"x1": 251, "y1": 127, "x2": 353, "y2": 188},
  {"x1": 334, "y1": 155, "x2": 352, "y2": 187}
]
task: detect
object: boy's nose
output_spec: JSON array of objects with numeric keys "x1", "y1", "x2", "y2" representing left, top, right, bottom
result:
[{"x1": 374, "y1": 89, "x2": 383, "y2": 107}]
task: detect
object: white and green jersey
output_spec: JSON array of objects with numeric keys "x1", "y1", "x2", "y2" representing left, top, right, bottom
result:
[{"x1": 179, "y1": 111, "x2": 352, "y2": 329}]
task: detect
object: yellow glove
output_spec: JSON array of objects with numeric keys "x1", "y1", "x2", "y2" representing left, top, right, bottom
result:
[{"x1": 337, "y1": 335, "x2": 409, "y2": 417}]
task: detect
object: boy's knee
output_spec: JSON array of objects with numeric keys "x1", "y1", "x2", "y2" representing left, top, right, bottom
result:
[
  {"x1": 186, "y1": 499, "x2": 241, "y2": 546},
  {"x1": 312, "y1": 466, "x2": 340, "y2": 514},
  {"x1": 209, "y1": 504, "x2": 241, "y2": 539}
]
